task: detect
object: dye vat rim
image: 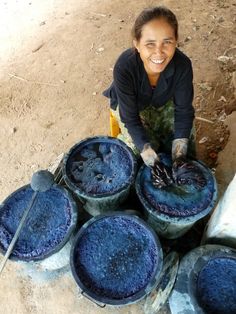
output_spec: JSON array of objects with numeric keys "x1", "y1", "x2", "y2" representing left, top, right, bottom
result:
[
  {"x1": 62, "y1": 136, "x2": 137, "y2": 198},
  {"x1": 70, "y1": 212, "x2": 163, "y2": 306},
  {"x1": 169, "y1": 244, "x2": 236, "y2": 314},
  {"x1": 0, "y1": 184, "x2": 78, "y2": 262},
  {"x1": 144, "y1": 251, "x2": 179, "y2": 313},
  {"x1": 135, "y1": 160, "x2": 218, "y2": 224}
]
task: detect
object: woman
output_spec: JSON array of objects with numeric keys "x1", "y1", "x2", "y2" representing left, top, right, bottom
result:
[{"x1": 103, "y1": 6, "x2": 197, "y2": 187}]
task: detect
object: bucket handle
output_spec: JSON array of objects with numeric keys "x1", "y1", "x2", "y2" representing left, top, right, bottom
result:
[{"x1": 81, "y1": 290, "x2": 106, "y2": 308}]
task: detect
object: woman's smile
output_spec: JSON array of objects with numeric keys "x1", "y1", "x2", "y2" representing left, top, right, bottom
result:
[{"x1": 150, "y1": 58, "x2": 165, "y2": 64}]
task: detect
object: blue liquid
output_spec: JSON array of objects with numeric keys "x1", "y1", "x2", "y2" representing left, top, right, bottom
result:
[
  {"x1": 197, "y1": 257, "x2": 236, "y2": 314},
  {"x1": 66, "y1": 142, "x2": 132, "y2": 195},
  {"x1": 140, "y1": 155, "x2": 215, "y2": 217},
  {"x1": 73, "y1": 216, "x2": 159, "y2": 299},
  {"x1": 0, "y1": 186, "x2": 73, "y2": 260}
]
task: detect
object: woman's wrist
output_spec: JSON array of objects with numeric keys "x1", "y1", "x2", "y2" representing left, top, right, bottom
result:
[
  {"x1": 141, "y1": 143, "x2": 152, "y2": 152},
  {"x1": 172, "y1": 138, "x2": 189, "y2": 161},
  {"x1": 141, "y1": 143, "x2": 159, "y2": 166}
]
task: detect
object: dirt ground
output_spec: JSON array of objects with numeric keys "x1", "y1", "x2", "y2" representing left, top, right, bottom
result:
[{"x1": 0, "y1": 0, "x2": 235, "y2": 313}]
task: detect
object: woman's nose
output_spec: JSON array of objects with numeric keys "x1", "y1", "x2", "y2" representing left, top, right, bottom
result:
[{"x1": 154, "y1": 42, "x2": 163, "y2": 54}]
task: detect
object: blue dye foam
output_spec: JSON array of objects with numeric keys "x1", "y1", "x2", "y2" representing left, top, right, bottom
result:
[
  {"x1": 66, "y1": 142, "x2": 133, "y2": 195},
  {"x1": 140, "y1": 155, "x2": 215, "y2": 217},
  {"x1": 197, "y1": 257, "x2": 236, "y2": 314},
  {"x1": 0, "y1": 186, "x2": 73, "y2": 260},
  {"x1": 73, "y1": 216, "x2": 159, "y2": 299}
]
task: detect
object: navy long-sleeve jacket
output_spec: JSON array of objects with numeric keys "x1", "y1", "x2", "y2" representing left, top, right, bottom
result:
[{"x1": 103, "y1": 48, "x2": 194, "y2": 151}]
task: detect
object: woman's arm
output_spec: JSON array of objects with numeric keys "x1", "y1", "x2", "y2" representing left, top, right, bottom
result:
[
  {"x1": 173, "y1": 60, "x2": 195, "y2": 141},
  {"x1": 113, "y1": 62, "x2": 149, "y2": 152}
]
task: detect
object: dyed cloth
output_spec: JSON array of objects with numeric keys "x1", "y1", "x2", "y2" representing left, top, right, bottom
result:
[
  {"x1": 103, "y1": 48, "x2": 194, "y2": 151},
  {"x1": 172, "y1": 157, "x2": 206, "y2": 189},
  {"x1": 151, "y1": 159, "x2": 174, "y2": 189}
]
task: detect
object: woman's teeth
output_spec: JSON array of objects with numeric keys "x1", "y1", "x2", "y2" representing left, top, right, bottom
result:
[{"x1": 151, "y1": 59, "x2": 164, "y2": 64}]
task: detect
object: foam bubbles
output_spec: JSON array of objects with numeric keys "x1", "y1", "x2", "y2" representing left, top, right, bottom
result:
[
  {"x1": 0, "y1": 186, "x2": 73, "y2": 261},
  {"x1": 197, "y1": 257, "x2": 236, "y2": 314},
  {"x1": 67, "y1": 141, "x2": 133, "y2": 195},
  {"x1": 72, "y1": 216, "x2": 160, "y2": 299}
]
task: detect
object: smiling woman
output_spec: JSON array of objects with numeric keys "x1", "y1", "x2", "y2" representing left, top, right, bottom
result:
[
  {"x1": 133, "y1": 18, "x2": 177, "y2": 84},
  {"x1": 103, "y1": 6, "x2": 196, "y2": 188}
]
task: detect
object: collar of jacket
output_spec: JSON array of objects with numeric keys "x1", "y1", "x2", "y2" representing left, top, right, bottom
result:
[{"x1": 140, "y1": 54, "x2": 175, "y2": 97}]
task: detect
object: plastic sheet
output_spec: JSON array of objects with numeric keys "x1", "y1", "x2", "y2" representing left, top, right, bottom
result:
[{"x1": 203, "y1": 173, "x2": 236, "y2": 249}]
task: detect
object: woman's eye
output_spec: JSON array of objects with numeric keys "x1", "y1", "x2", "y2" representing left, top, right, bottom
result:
[
  {"x1": 146, "y1": 43, "x2": 155, "y2": 48},
  {"x1": 164, "y1": 40, "x2": 173, "y2": 45}
]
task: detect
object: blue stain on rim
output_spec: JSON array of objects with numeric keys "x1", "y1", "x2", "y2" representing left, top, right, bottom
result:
[
  {"x1": 0, "y1": 185, "x2": 78, "y2": 262},
  {"x1": 70, "y1": 213, "x2": 163, "y2": 306},
  {"x1": 197, "y1": 256, "x2": 236, "y2": 314},
  {"x1": 136, "y1": 154, "x2": 218, "y2": 223},
  {"x1": 63, "y1": 136, "x2": 137, "y2": 198}
]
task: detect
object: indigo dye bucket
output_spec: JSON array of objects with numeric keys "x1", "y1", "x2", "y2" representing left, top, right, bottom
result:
[
  {"x1": 0, "y1": 184, "x2": 78, "y2": 270},
  {"x1": 70, "y1": 212, "x2": 163, "y2": 307},
  {"x1": 169, "y1": 244, "x2": 236, "y2": 314},
  {"x1": 62, "y1": 136, "x2": 137, "y2": 216},
  {"x1": 135, "y1": 154, "x2": 218, "y2": 239}
]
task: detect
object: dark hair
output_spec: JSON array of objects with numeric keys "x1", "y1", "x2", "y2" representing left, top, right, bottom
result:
[{"x1": 131, "y1": 6, "x2": 178, "y2": 42}]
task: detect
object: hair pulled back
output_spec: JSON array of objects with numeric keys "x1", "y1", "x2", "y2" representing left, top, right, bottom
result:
[{"x1": 132, "y1": 6, "x2": 178, "y2": 42}]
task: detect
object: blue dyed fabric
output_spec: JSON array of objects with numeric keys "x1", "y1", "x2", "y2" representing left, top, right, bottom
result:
[
  {"x1": 73, "y1": 216, "x2": 159, "y2": 299},
  {"x1": 140, "y1": 155, "x2": 215, "y2": 217},
  {"x1": 67, "y1": 142, "x2": 132, "y2": 195},
  {"x1": 197, "y1": 257, "x2": 236, "y2": 314},
  {"x1": 0, "y1": 186, "x2": 72, "y2": 260}
]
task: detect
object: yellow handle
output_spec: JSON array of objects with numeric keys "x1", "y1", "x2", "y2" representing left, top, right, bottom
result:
[{"x1": 110, "y1": 110, "x2": 121, "y2": 138}]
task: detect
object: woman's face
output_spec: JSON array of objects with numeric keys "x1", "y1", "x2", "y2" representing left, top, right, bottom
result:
[{"x1": 134, "y1": 18, "x2": 177, "y2": 76}]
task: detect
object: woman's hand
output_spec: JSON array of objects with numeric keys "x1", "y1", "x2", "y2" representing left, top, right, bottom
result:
[{"x1": 140, "y1": 143, "x2": 158, "y2": 167}]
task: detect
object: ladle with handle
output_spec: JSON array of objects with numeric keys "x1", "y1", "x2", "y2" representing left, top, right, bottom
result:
[{"x1": 0, "y1": 170, "x2": 54, "y2": 274}]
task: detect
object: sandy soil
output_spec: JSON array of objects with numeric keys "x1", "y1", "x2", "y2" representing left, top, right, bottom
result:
[{"x1": 0, "y1": 0, "x2": 235, "y2": 313}]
